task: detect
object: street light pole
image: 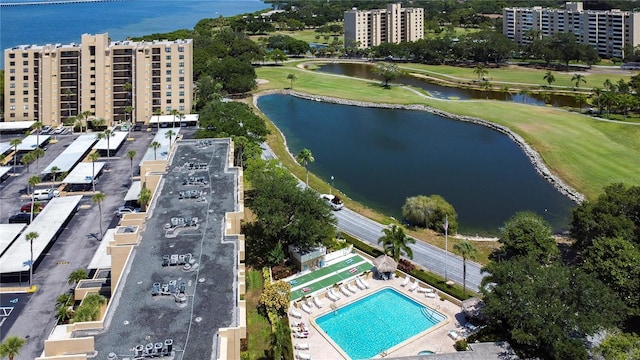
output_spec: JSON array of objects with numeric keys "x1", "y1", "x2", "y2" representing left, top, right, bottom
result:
[
  {"x1": 444, "y1": 214, "x2": 449, "y2": 281},
  {"x1": 330, "y1": 176, "x2": 334, "y2": 195}
]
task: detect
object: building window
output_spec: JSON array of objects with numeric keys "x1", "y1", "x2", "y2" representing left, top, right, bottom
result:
[
  {"x1": 179, "y1": 84, "x2": 185, "y2": 89},
  {"x1": 167, "y1": 99, "x2": 172, "y2": 104},
  {"x1": 10, "y1": 98, "x2": 15, "y2": 103},
  {"x1": 166, "y1": 84, "x2": 172, "y2": 89},
  {"x1": 166, "y1": 62, "x2": 171, "y2": 67},
  {"x1": 166, "y1": 77, "x2": 171, "y2": 82},
  {"x1": 23, "y1": 82, "x2": 28, "y2": 88},
  {"x1": 166, "y1": 70, "x2": 171, "y2": 75},
  {"x1": 165, "y1": 47, "x2": 171, "y2": 53},
  {"x1": 91, "y1": 89, "x2": 96, "y2": 94},
  {"x1": 165, "y1": 106, "x2": 172, "y2": 112},
  {"x1": 179, "y1": 99, "x2": 185, "y2": 104},
  {"x1": 179, "y1": 106, "x2": 185, "y2": 111},
  {"x1": 10, "y1": 105, "x2": 15, "y2": 110},
  {"x1": 91, "y1": 74, "x2": 96, "y2": 79},
  {"x1": 166, "y1": 55, "x2": 171, "y2": 60},
  {"x1": 179, "y1": 91, "x2": 184, "y2": 96},
  {"x1": 23, "y1": 68, "x2": 28, "y2": 73},
  {"x1": 22, "y1": 53, "x2": 28, "y2": 58},
  {"x1": 10, "y1": 91, "x2": 15, "y2": 96},
  {"x1": 23, "y1": 90, "x2": 28, "y2": 95},
  {"x1": 9, "y1": 53, "x2": 15, "y2": 59},
  {"x1": 179, "y1": 69, "x2": 184, "y2": 74},
  {"x1": 9, "y1": 61, "x2": 15, "y2": 66},
  {"x1": 9, "y1": 83, "x2": 15, "y2": 88},
  {"x1": 23, "y1": 113, "x2": 29, "y2": 117},
  {"x1": 179, "y1": 55, "x2": 184, "y2": 60},
  {"x1": 23, "y1": 60, "x2": 28, "y2": 65},
  {"x1": 90, "y1": 66, "x2": 95, "y2": 71},
  {"x1": 179, "y1": 77, "x2": 184, "y2": 82},
  {"x1": 23, "y1": 105, "x2": 29, "y2": 110},
  {"x1": 10, "y1": 113, "x2": 16, "y2": 118},
  {"x1": 178, "y1": 46, "x2": 184, "y2": 52},
  {"x1": 9, "y1": 76, "x2": 15, "y2": 81},
  {"x1": 166, "y1": 91, "x2": 172, "y2": 96},
  {"x1": 23, "y1": 75, "x2": 28, "y2": 80},
  {"x1": 23, "y1": 97, "x2": 28, "y2": 102},
  {"x1": 9, "y1": 69, "x2": 15, "y2": 73},
  {"x1": 179, "y1": 62, "x2": 184, "y2": 67}
]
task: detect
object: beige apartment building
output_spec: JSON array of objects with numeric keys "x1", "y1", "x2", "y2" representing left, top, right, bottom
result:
[
  {"x1": 344, "y1": 3, "x2": 424, "y2": 49},
  {"x1": 503, "y1": 1, "x2": 640, "y2": 58},
  {"x1": 3, "y1": 33, "x2": 193, "y2": 127}
]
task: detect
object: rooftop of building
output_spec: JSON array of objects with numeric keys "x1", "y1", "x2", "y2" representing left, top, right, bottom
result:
[
  {"x1": 5, "y1": 33, "x2": 191, "y2": 52},
  {"x1": 89, "y1": 138, "x2": 241, "y2": 359}
]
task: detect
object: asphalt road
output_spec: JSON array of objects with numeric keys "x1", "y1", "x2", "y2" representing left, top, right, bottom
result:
[
  {"x1": 0, "y1": 128, "x2": 157, "y2": 358},
  {"x1": 262, "y1": 143, "x2": 485, "y2": 292}
]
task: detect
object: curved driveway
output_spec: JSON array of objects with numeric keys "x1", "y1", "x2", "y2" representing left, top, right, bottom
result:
[{"x1": 334, "y1": 208, "x2": 484, "y2": 292}]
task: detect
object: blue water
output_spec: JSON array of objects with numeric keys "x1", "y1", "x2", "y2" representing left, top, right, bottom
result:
[
  {"x1": 0, "y1": 0, "x2": 267, "y2": 68},
  {"x1": 258, "y1": 94, "x2": 576, "y2": 235},
  {"x1": 316, "y1": 288, "x2": 445, "y2": 360}
]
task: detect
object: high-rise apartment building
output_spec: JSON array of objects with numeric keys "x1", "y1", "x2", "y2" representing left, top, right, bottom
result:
[
  {"x1": 3, "y1": 33, "x2": 193, "y2": 127},
  {"x1": 503, "y1": 2, "x2": 640, "y2": 58},
  {"x1": 344, "y1": 3, "x2": 424, "y2": 49}
]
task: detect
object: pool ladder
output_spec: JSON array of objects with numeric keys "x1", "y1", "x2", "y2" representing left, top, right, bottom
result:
[
  {"x1": 330, "y1": 303, "x2": 338, "y2": 314},
  {"x1": 421, "y1": 307, "x2": 436, "y2": 321}
]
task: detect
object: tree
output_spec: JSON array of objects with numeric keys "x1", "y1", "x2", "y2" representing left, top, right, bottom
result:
[
  {"x1": 372, "y1": 62, "x2": 405, "y2": 87},
  {"x1": 98, "y1": 129, "x2": 115, "y2": 160},
  {"x1": 296, "y1": 148, "x2": 314, "y2": 187},
  {"x1": 77, "y1": 110, "x2": 93, "y2": 133},
  {"x1": 543, "y1": 70, "x2": 555, "y2": 87},
  {"x1": 88, "y1": 152, "x2": 100, "y2": 193},
  {"x1": 92, "y1": 192, "x2": 106, "y2": 240},
  {"x1": 377, "y1": 224, "x2": 415, "y2": 262},
  {"x1": 401, "y1": 194, "x2": 458, "y2": 234},
  {"x1": 165, "y1": 129, "x2": 176, "y2": 147},
  {"x1": 481, "y1": 256, "x2": 625, "y2": 359},
  {"x1": 10, "y1": 138, "x2": 22, "y2": 174},
  {"x1": 170, "y1": 109, "x2": 180, "y2": 128},
  {"x1": 33, "y1": 121, "x2": 43, "y2": 158},
  {"x1": 138, "y1": 187, "x2": 152, "y2": 211},
  {"x1": 32, "y1": 147, "x2": 44, "y2": 172},
  {"x1": 50, "y1": 165, "x2": 60, "y2": 191},
  {"x1": 25, "y1": 231, "x2": 39, "y2": 287},
  {"x1": 571, "y1": 73, "x2": 586, "y2": 89},
  {"x1": 286, "y1": 73, "x2": 297, "y2": 89},
  {"x1": 259, "y1": 280, "x2": 291, "y2": 316},
  {"x1": 0, "y1": 336, "x2": 26, "y2": 360},
  {"x1": 21, "y1": 152, "x2": 35, "y2": 173},
  {"x1": 68, "y1": 269, "x2": 88, "y2": 286},
  {"x1": 27, "y1": 175, "x2": 41, "y2": 223},
  {"x1": 473, "y1": 64, "x2": 488, "y2": 81},
  {"x1": 149, "y1": 141, "x2": 161, "y2": 161},
  {"x1": 270, "y1": 49, "x2": 288, "y2": 64},
  {"x1": 594, "y1": 330, "x2": 640, "y2": 360},
  {"x1": 126, "y1": 150, "x2": 136, "y2": 182},
  {"x1": 153, "y1": 108, "x2": 163, "y2": 131},
  {"x1": 496, "y1": 211, "x2": 559, "y2": 264},
  {"x1": 574, "y1": 93, "x2": 587, "y2": 113},
  {"x1": 453, "y1": 240, "x2": 477, "y2": 295}
]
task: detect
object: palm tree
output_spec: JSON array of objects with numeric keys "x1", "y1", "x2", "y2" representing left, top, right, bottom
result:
[
  {"x1": 473, "y1": 64, "x2": 488, "y2": 81},
  {"x1": 287, "y1": 73, "x2": 298, "y2": 89},
  {"x1": 153, "y1": 108, "x2": 163, "y2": 131},
  {"x1": 33, "y1": 121, "x2": 43, "y2": 153},
  {"x1": 88, "y1": 152, "x2": 100, "y2": 192},
  {"x1": 32, "y1": 147, "x2": 44, "y2": 171},
  {"x1": 92, "y1": 118, "x2": 106, "y2": 131},
  {"x1": 603, "y1": 78, "x2": 614, "y2": 92},
  {"x1": 543, "y1": 70, "x2": 555, "y2": 87},
  {"x1": 170, "y1": 109, "x2": 180, "y2": 128},
  {"x1": 50, "y1": 165, "x2": 60, "y2": 191},
  {"x1": 92, "y1": 192, "x2": 106, "y2": 240},
  {"x1": 165, "y1": 129, "x2": 176, "y2": 148},
  {"x1": 0, "y1": 336, "x2": 26, "y2": 360},
  {"x1": 138, "y1": 187, "x2": 152, "y2": 211},
  {"x1": 149, "y1": 141, "x2": 161, "y2": 160},
  {"x1": 10, "y1": 138, "x2": 22, "y2": 174},
  {"x1": 28, "y1": 175, "x2": 41, "y2": 223},
  {"x1": 68, "y1": 269, "x2": 88, "y2": 286},
  {"x1": 296, "y1": 148, "x2": 314, "y2": 187},
  {"x1": 21, "y1": 152, "x2": 36, "y2": 173},
  {"x1": 591, "y1": 87, "x2": 603, "y2": 114},
  {"x1": 64, "y1": 89, "x2": 73, "y2": 119},
  {"x1": 453, "y1": 240, "x2": 478, "y2": 295},
  {"x1": 126, "y1": 150, "x2": 136, "y2": 182},
  {"x1": 79, "y1": 110, "x2": 93, "y2": 133},
  {"x1": 377, "y1": 224, "x2": 415, "y2": 262},
  {"x1": 571, "y1": 73, "x2": 586, "y2": 89},
  {"x1": 574, "y1": 93, "x2": 587, "y2": 113},
  {"x1": 99, "y1": 129, "x2": 115, "y2": 160},
  {"x1": 25, "y1": 231, "x2": 39, "y2": 287},
  {"x1": 56, "y1": 304, "x2": 74, "y2": 324}
]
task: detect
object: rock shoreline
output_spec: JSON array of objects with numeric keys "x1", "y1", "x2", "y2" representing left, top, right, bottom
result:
[{"x1": 253, "y1": 89, "x2": 586, "y2": 204}]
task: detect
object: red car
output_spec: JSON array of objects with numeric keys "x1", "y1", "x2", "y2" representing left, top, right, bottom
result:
[{"x1": 21, "y1": 202, "x2": 46, "y2": 213}]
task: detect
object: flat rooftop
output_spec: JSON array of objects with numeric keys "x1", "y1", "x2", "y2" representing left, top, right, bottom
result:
[
  {"x1": 148, "y1": 114, "x2": 199, "y2": 125},
  {"x1": 63, "y1": 161, "x2": 105, "y2": 184},
  {"x1": 93, "y1": 139, "x2": 240, "y2": 359},
  {"x1": 93, "y1": 131, "x2": 128, "y2": 152},
  {"x1": 0, "y1": 166, "x2": 12, "y2": 179},
  {"x1": 141, "y1": 128, "x2": 180, "y2": 162},
  {"x1": 16, "y1": 134, "x2": 50, "y2": 151},
  {"x1": 0, "y1": 195, "x2": 83, "y2": 274},
  {"x1": 42, "y1": 134, "x2": 98, "y2": 174},
  {"x1": 0, "y1": 143, "x2": 12, "y2": 155},
  {"x1": 0, "y1": 224, "x2": 27, "y2": 257},
  {"x1": 0, "y1": 121, "x2": 35, "y2": 131},
  {"x1": 88, "y1": 229, "x2": 115, "y2": 270}
]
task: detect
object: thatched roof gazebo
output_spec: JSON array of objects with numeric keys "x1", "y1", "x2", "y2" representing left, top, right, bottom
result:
[{"x1": 373, "y1": 254, "x2": 398, "y2": 278}]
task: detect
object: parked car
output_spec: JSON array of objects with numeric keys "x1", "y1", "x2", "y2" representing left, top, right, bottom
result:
[
  {"x1": 41, "y1": 126, "x2": 52, "y2": 134},
  {"x1": 320, "y1": 194, "x2": 344, "y2": 211},
  {"x1": 32, "y1": 189, "x2": 59, "y2": 201},
  {"x1": 133, "y1": 124, "x2": 142, "y2": 131},
  {"x1": 21, "y1": 202, "x2": 46, "y2": 213},
  {"x1": 9, "y1": 212, "x2": 33, "y2": 224},
  {"x1": 115, "y1": 206, "x2": 140, "y2": 217}
]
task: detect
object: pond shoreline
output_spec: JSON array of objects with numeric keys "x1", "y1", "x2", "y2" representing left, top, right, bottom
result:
[{"x1": 253, "y1": 89, "x2": 585, "y2": 205}]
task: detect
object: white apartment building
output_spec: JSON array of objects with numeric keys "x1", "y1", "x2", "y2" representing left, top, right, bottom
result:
[
  {"x1": 503, "y1": 2, "x2": 640, "y2": 58},
  {"x1": 344, "y1": 3, "x2": 424, "y2": 49},
  {"x1": 4, "y1": 33, "x2": 193, "y2": 127}
]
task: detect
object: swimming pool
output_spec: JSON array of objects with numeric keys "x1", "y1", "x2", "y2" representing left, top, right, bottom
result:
[{"x1": 315, "y1": 287, "x2": 446, "y2": 359}]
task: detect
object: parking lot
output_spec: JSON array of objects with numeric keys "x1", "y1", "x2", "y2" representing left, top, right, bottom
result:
[{"x1": 0, "y1": 127, "x2": 182, "y2": 358}]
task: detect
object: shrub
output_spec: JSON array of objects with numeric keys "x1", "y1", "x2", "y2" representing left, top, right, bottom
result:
[{"x1": 455, "y1": 339, "x2": 469, "y2": 351}]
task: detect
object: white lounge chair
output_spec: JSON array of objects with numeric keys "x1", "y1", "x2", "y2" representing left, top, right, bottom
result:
[
  {"x1": 294, "y1": 331, "x2": 309, "y2": 339},
  {"x1": 290, "y1": 307, "x2": 303, "y2": 319},
  {"x1": 347, "y1": 282, "x2": 358, "y2": 293},
  {"x1": 301, "y1": 303, "x2": 313, "y2": 314},
  {"x1": 400, "y1": 277, "x2": 410, "y2": 287},
  {"x1": 339, "y1": 285, "x2": 351, "y2": 297},
  {"x1": 313, "y1": 296, "x2": 323, "y2": 308},
  {"x1": 360, "y1": 277, "x2": 370, "y2": 288},
  {"x1": 408, "y1": 281, "x2": 418, "y2": 291},
  {"x1": 328, "y1": 289, "x2": 341, "y2": 301},
  {"x1": 295, "y1": 343, "x2": 310, "y2": 350},
  {"x1": 417, "y1": 286, "x2": 428, "y2": 293},
  {"x1": 296, "y1": 351, "x2": 312, "y2": 360},
  {"x1": 355, "y1": 277, "x2": 367, "y2": 290},
  {"x1": 426, "y1": 292, "x2": 437, "y2": 298},
  {"x1": 448, "y1": 329, "x2": 460, "y2": 340}
]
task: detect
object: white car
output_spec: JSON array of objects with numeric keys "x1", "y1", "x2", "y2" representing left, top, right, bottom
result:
[
  {"x1": 115, "y1": 206, "x2": 140, "y2": 216},
  {"x1": 320, "y1": 194, "x2": 344, "y2": 211}
]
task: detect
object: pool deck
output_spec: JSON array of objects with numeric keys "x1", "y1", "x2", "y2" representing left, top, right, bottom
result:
[{"x1": 289, "y1": 274, "x2": 467, "y2": 359}]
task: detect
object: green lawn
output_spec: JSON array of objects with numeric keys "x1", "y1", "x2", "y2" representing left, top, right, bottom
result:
[
  {"x1": 397, "y1": 63, "x2": 633, "y2": 89},
  {"x1": 255, "y1": 63, "x2": 640, "y2": 200},
  {"x1": 245, "y1": 269, "x2": 271, "y2": 360}
]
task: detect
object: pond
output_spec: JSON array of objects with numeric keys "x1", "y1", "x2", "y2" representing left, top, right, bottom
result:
[
  {"x1": 314, "y1": 62, "x2": 578, "y2": 108},
  {"x1": 257, "y1": 94, "x2": 576, "y2": 236}
]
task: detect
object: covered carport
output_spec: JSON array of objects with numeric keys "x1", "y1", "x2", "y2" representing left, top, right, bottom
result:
[
  {"x1": 62, "y1": 162, "x2": 106, "y2": 192},
  {"x1": 93, "y1": 131, "x2": 128, "y2": 157},
  {"x1": 142, "y1": 128, "x2": 180, "y2": 162},
  {"x1": 41, "y1": 134, "x2": 98, "y2": 180},
  {"x1": 123, "y1": 180, "x2": 141, "y2": 207},
  {"x1": 0, "y1": 166, "x2": 12, "y2": 181},
  {"x1": 16, "y1": 134, "x2": 51, "y2": 152},
  {"x1": 148, "y1": 114, "x2": 198, "y2": 128},
  {"x1": 0, "y1": 121, "x2": 35, "y2": 134},
  {"x1": 0, "y1": 224, "x2": 27, "y2": 257},
  {"x1": 0, "y1": 195, "x2": 83, "y2": 283}
]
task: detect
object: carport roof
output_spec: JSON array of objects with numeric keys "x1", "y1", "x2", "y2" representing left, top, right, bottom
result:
[
  {"x1": 124, "y1": 181, "x2": 141, "y2": 201},
  {"x1": 88, "y1": 229, "x2": 115, "y2": 270},
  {"x1": 141, "y1": 128, "x2": 180, "y2": 162},
  {"x1": 0, "y1": 166, "x2": 11, "y2": 179},
  {"x1": 93, "y1": 131, "x2": 128, "y2": 151},
  {"x1": 64, "y1": 162, "x2": 106, "y2": 184},
  {"x1": 16, "y1": 134, "x2": 51, "y2": 151},
  {"x1": 0, "y1": 121, "x2": 35, "y2": 131},
  {"x1": 42, "y1": 134, "x2": 98, "y2": 174},
  {"x1": 0, "y1": 224, "x2": 27, "y2": 257}
]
